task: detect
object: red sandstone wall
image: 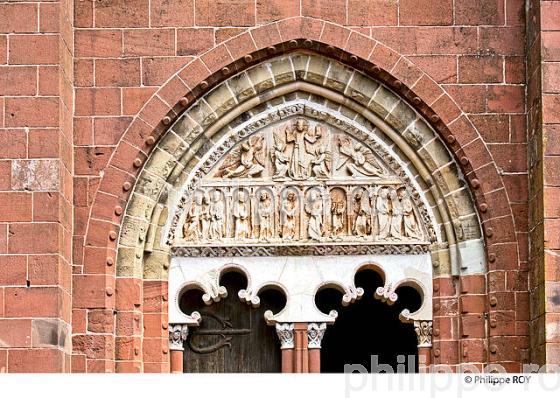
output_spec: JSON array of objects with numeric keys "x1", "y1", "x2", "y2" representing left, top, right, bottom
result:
[
  {"x1": 0, "y1": 0, "x2": 534, "y2": 372},
  {"x1": 0, "y1": 0, "x2": 73, "y2": 372}
]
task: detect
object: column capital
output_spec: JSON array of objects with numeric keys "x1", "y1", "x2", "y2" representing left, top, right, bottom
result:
[
  {"x1": 275, "y1": 323, "x2": 295, "y2": 349},
  {"x1": 307, "y1": 322, "x2": 326, "y2": 349},
  {"x1": 169, "y1": 323, "x2": 189, "y2": 351},
  {"x1": 414, "y1": 320, "x2": 433, "y2": 348}
]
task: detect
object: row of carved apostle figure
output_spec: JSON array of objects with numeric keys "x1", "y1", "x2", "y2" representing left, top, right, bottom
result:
[{"x1": 181, "y1": 185, "x2": 423, "y2": 243}]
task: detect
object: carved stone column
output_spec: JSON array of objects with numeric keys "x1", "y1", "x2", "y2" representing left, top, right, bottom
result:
[
  {"x1": 307, "y1": 323, "x2": 326, "y2": 373},
  {"x1": 169, "y1": 324, "x2": 189, "y2": 373},
  {"x1": 414, "y1": 320, "x2": 433, "y2": 372},
  {"x1": 275, "y1": 323, "x2": 295, "y2": 373}
]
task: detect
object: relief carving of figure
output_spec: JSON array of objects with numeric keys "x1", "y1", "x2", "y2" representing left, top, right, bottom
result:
[
  {"x1": 232, "y1": 190, "x2": 251, "y2": 240},
  {"x1": 337, "y1": 138, "x2": 386, "y2": 178},
  {"x1": 257, "y1": 191, "x2": 274, "y2": 241},
  {"x1": 389, "y1": 189, "x2": 404, "y2": 239},
  {"x1": 353, "y1": 189, "x2": 371, "y2": 238},
  {"x1": 376, "y1": 187, "x2": 391, "y2": 239},
  {"x1": 286, "y1": 118, "x2": 320, "y2": 180},
  {"x1": 305, "y1": 191, "x2": 324, "y2": 241},
  {"x1": 183, "y1": 191, "x2": 209, "y2": 242},
  {"x1": 311, "y1": 144, "x2": 331, "y2": 179},
  {"x1": 280, "y1": 191, "x2": 298, "y2": 240},
  {"x1": 216, "y1": 135, "x2": 265, "y2": 179},
  {"x1": 208, "y1": 190, "x2": 225, "y2": 240},
  {"x1": 271, "y1": 129, "x2": 290, "y2": 180},
  {"x1": 330, "y1": 190, "x2": 346, "y2": 238},
  {"x1": 399, "y1": 188, "x2": 422, "y2": 240}
]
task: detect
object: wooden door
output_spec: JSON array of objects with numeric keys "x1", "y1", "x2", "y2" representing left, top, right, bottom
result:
[{"x1": 180, "y1": 272, "x2": 283, "y2": 373}]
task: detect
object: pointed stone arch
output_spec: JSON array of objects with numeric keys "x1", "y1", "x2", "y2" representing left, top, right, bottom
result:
[{"x1": 77, "y1": 18, "x2": 519, "y2": 372}]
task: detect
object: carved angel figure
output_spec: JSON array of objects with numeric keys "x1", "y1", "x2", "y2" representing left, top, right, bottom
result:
[
  {"x1": 330, "y1": 191, "x2": 346, "y2": 237},
  {"x1": 389, "y1": 189, "x2": 404, "y2": 239},
  {"x1": 311, "y1": 144, "x2": 331, "y2": 179},
  {"x1": 353, "y1": 189, "x2": 371, "y2": 238},
  {"x1": 399, "y1": 188, "x2": 422, "y2": 240},
  {"x1": 183, "y1": 191, "x2": 209, "y2": 242},
  {"x1": 305, "y1": 191, "x2": 323, "y2": 241},
  {"x1": 280, "y1": 191, "x2": 298, "y2": 240},
  {"x1": 271, "y1": 129, "x2": 290, "y2": 179},
  {"x1": 376, "y1": 187, "x2": 391, "y2": 239},
  {"x1": 337, "y1": 138, "x2": 386, "y2": 178},
  {"x1": 216, "y1": 135, "x2": 265, "y2": 179},
  {"x1": 257, "y1": 191, "x2": 274, "y2": 241},
  {"x1": 232, "y1": 191, "x2": 251, "y2": 240},
  {"x1": 208, "y1": 190, "x2": 225, "y2": 240}
]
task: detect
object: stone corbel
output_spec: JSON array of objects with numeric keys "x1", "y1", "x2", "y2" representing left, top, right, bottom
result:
[
  {"x1": 307, "y1": 323, "x2": 327, "y2": 349},
  {"x1": 275, "y1": 323, "x2": 295, "y2": 349},
  {"x1": 169, "y1": 323, "x2": 189, "y2": 351},
  {"x1": 414, "y1": 320, "x2": 433, "y2": 348}
]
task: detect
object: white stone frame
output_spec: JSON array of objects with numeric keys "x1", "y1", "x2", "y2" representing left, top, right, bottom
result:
[{"x1": 168, "y1": 254, "x2": 432, "y2": 326}]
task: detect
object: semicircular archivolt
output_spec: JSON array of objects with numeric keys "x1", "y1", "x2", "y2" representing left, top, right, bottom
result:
[{"x1": 116, "y1": 51, "x2": 485, "y2": 283}]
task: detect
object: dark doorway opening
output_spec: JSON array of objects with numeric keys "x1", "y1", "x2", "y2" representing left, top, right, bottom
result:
[
  {"x1": 316, "y1": 269, "x2": 421, "y2": 373},
  {"x1": 179, "y1": 271, "x2": 286, "y2": 373}
]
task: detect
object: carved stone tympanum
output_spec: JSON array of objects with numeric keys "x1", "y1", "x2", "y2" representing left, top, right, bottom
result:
[{"x1": 172, "y1": 114, "x2": 431, "y2": 256}]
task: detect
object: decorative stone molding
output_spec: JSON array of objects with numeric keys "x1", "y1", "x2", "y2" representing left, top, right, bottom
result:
[
  {"x1": 414, "y1": 320, "x2": 433, "y2": 348},
  {"x1": 275, "y1": 323, "x2": 295, "y2": 349},
  {"x1": 307, "y1": 323, "x2": 327, "y2": 349},
  {"x1": 169, "y1": 254, "x2": 433, "y2": 326},
  {"x1": 169, "y1": 324, "x2": 189, "y2": 351}
]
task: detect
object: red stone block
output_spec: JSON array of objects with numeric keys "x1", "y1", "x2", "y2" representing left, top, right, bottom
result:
[
  {"x1": 0, "y1": 255, "x2": 26, "y2": 285},
  {"x1": 461, "y1": 339, "x2": 486, "y2": 363},
  {"x1": 73, "y1": 274, "x2": 115, "y2": 309},
  {"x1": 0, "y1": 66, "x2": 37, "y2": 96},
  {"x1": 94, "y1": 117, "x2": 132, "y2": 146},
  {"x1": 141, "y1": 56, "x2": 192, "y2": 86},
  {"x1": 4, "y1": 287, "x2": 61, "y2": 318},
  {"x1": 302, "y1": 0, "x2": 346, "y2": 24},
  {"x1": 461, "y1": 314, "x2": 485, "y2": 338},
  {"x1": 73, "y1": 334, "x2": 115, "y2": 360},
  {"x1": 200, "y1": 44, "x2": 234, "y2": 74},
  {"x1": 116, "y1": 311, "x2": 142, "y2": 336},
  {"x1": 142, "y1": 338, "x2": 167, "y2": 362},
  {"x1": 505, "y1": 56, "x2": 525, "y2": 84},
  {"x1": 444, "y1": 85, "x2": 487, "y2": 114},
  {"x1": 176, "y1": 28, "x2": 214, "y2": 56},
  {"x1": 75, "y1": 29, "x2": 122, "y2": 58},
  {"x1": 75, "y1": 88, "x2": 121, "y2": 117},
  {"x1": 195, "y1": 0, "x2": 255, "y2": 27},
  {"x1": 151, "y1": 0, "x2": 194, "y2": 26},
  {"x1": 138, "y1": 95, "x2": 171, "y2": 128},
  {"x1": 116, "y1": 278, "x2": 142, "y2": 311},
  {"x1": 479, "y1": 27, "x2": 525, "y2": 56},
  {"x1": 39, "y1": 3, "x2": 58, "y2": 33},
  {"x1": 430, "y1": 94, "x2": 461, "y2": 124},
  {"x1": 0, "y1": 129, "x2": 26, "y2": 159},
  {"x1": 347, "y1": 0, "x2": 397, "y2": 26},
  {"x1": 8, "y1": 349, "x2": 64, "y2": 373},
  {"x1": 488, "y1": 143, "x2": 527, "y2": 173},
  {"x1": 487, "y1": 85, "x2": 525, "y2": 113},
  {"x1": 400, "y1": 0, "x2": 453, "y2": 26},
  {"x1": 256, "y1": 0, "x2": 299, "y2": 23},
  {"x1": 5, "y1": 97, "x2": 59, "y2": 127},
  {"x1": 143, "y1": 281, "x2": 168, "y2": 313},
  {"x1": 116, "y1": 361, "x2": 142, "y2": 373},
  {"x1": 455, "y1": 0, "x2": 504, "y2": 25},
  {"x1": 94, "y1": 0, "x2": 149, "y2": 28},
  {"x1": 460, "y1": 295, "x2": 486, "y2": 313},
  {"x1": 541, "y1": 1, "x2": 560, "y2": 30},
  {"x1": 458, "y1": 55, "x2": 503, "y2": 84},
  {"x1": 225, "y1": 32, "x2": 257, "y2": 62},
  {"x1": 470, "y1": 114, "x2": 510, "y2": 143},
  {"x1": 88, "y1": 309, "x2": 115, "y2": 333},
  {"x1": 0, "y1": 319, "x2": 31, "y2": 347},
  {"x1": 143, "y1": 313, "x2": 167, "y2": 338},
  {"x1": 32, "y1": 192, "x2": 60, "y2": 223},
  {"x1": 8, "y1": 34, "x2": 58, "y2": 65},
  {"x1": 28, "y1": 129, "x2": 59, "y2": 158},
  {"x1": 250, "y1": 24, "x2": 282, "y2": 50},
  {"x1": 71, "y1": 354, "x2": 86, "y2": 373},
  {"x1": 123, "y1": 87, "x2": 157, "y2": 116},
  {"x1": 95, "y1": 59, "x2": 141, "y2": 88},
  {"x1": 0, "y1": 3, "x2": 38, "y2": 33},
  {"x1": 410, "y1": 75, "x2": 445, "y2": 105},
  {"x1": 8, "y1": 223, "x2": 60, "y2": 255},
  {"x1": 74, "y1": 146, "x2": 114, "y2": 176}
]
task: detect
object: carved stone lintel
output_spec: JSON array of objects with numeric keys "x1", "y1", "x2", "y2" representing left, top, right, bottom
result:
[
  {"x1": 169, "y1": 324, "x2": 189, "y2": 351},
  {"x1": 275, "y1": 323, "x2": 295, "y2": 349},
  {"x1": 307, "y1": 323, "x2": 327, "y2": 349},
  {"x1": 414, "y1": 320, "x2": 433, "y2": 348}
]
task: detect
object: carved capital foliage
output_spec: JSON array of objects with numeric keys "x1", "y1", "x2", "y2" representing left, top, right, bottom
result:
[
  {"x1": 414, "y1": 320, "x2": 433, "y2": 347},
  {"x1": 169, "y1": 324, "x2": 189, "y2": 351},
  {"x1": 275, "y1": 323, "x2": 295, "y2": 349},
  {"x1": 307, "y1": 322, "x2": 327, "y2": 349}
]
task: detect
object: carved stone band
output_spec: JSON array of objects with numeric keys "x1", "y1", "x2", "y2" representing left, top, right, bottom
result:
[
  {"x1": 169, "y1": 324, "x2": 189, "y2": 351},
  {"x1": 307, "y1": 323, "x2": 327, "y2": 349},
  {"x1": 414, "y1": 320, "x2": 433, "y2": 348},
  {"x1": 276, "y1": 323, "x2": 295, "y2": 349}
]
